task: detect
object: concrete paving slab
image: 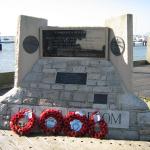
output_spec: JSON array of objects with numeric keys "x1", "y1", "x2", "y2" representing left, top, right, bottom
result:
[{"x1": 0, "y1": 130, "x2": 150, "y2": 150}]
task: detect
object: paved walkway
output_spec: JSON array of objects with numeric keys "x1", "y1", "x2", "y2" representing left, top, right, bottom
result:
[
  {"x1": 0, "y1": 130, "x2": 150, "y2": 150},
  {"x1": 133, "y1": 65, "x2": 150, "y2": 98}
]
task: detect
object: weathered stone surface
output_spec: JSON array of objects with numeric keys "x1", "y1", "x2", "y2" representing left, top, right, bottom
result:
[
  {"x1": 69, "y1": 102, "x2": 92, "y2": 108},
  {"x1": 86, "y1": 67, "x2": 100, "y2": 73},
  {"x1": 43, "y1": 64, "x2": 52, "y2": 69},
  {"x1": 137, "y1": 111, "x2": 150, "y2": 126},
  {"x1": 53, "y1": 101, "x2": 68, "y2": 107},
  {"x1": 80, "y1": 60, "x2": 90, "y2": 66},
  {"x1": 38, "y1": 99, "x2": 53, "y2": 106},
  {"x1": 38, "y1": 83, "x2": 50, "y2": 90},
  {"x1": 93, "y1": 86, "x2": 111, "y2": 93},
  {"x1": 86, "y1": 80, "x2": 97, "y2": 86},
  {"x1": 30, "y1": 83, "x2": 38, "y2": 88},
  {"x1": 43, "y1": 68, "x2": 56, "y2": 73},
  {"x1": 87, "y1": 93, "x2": 94, "y2": 102},
  {"x1": 52, "y1": 63, "x2": 66, "y2": 69},
  {"x1": 65, "y1": 85, "x2": 78, "y2": 91},
  {"x1": 129, "y1": 111, "x2": 137, "y2": 127},
  {"x1": 140, "y1": 129, "x2": 150, "y2": 135},
  {"x1": 118, "y1": 93, "x2": 149, "y2": 110},
  {"x1": 27, "y1": 89, "x2": 42, "y2": 98},
  {"x1": 0, "y1": 104, "x2": 8, "y2": 115},
  {"x1": 5, "y1": 58, "x2": 125, "y2": 111},
  {"x1": 32, "y1": 64, "x2": 43, "y2": 72},
  {"x1": 101, "y1": 75, "x2": 107, "y2": 81},
  {"x1": 107, "y1": 94, "x2": 117, "y2": 103},
  {"x1": 0, "y1": 115, "x2": 10, "y2": 129},
  {"x1": 93, "y1": 104, "x2": 108, "y2": 110},
  {"x1": 100, "y1": 60, "x2": 112, "y2": 67},
  {"x1": 78, "y1": 85, "x2": 93, "y2": 92},
  {"x1": 87, "y1": 73, "x2": 100, "y2": 80},
  {"x1": 97, "y1": 81, "x2": 107, "y2": 86},
  {"x1": 7, "y1": 105, "x2": 21, "y2": 115},
  {"x1": 34, "y1": 106, "x2": 68, "y2": 116},
  {"x1": 51, "y1": 85, "x2": 64, "y2": 90},
  {"x1": 23, "y1": 98, "x2": 38, "y2": 105},
  {"x1": 42, "y1": 90, "x2": 59, "y2": 100},
  {"x1": 60, "y1": 91, "x2": 72, "y2": 101},
  {"x1": 0, "y1": 88, "x2": 25, "y2": 104},
  {"x1": 37, "y1": 59, "x2": 48, "y2": 65},
  {"x1": 108, "y1": 129, "x2": 139, "y2": 140},
  {"x1": 72, "y1": 66, "x2": 85, "y2": 72},
  {"x1": 109, "y1": 104, "x2": 117, "y2": 110},
  {"x1": 42, "y1": 73, "x2": 56, "y2": 84},
  {"x1": 73, "y1": 92, "x2": 87, "y2": 102},
  {"x1": 21, "y1": 82, "x2": 30, "y2": 88},
  {"x1": 24, "y1": 73, "x2": 43, "y2": 81},
  {"x1": 140, "y1": 135, "x2": 150, "y2": 141}
]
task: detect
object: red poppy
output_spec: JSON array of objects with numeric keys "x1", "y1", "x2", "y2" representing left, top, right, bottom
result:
[
  {"x1": 88, "y1": 111, "x2": 108, "y2": 139},
  {"x1": 10, "y1": 109, "x2": 36, "y2": 136},
  {"x1": 63, "y1": 111, "x2": 88, "y2": 137},
  {"x1": 39, "y1": 109, "x2": 63, "y2": 135}
]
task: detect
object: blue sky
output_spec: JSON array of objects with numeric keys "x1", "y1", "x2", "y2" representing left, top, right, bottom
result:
[{"x1": 0, "y1": 0, "x2": 149, "y2": 35}]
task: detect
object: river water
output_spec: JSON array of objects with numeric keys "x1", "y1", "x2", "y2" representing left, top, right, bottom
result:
[{"x1": 0, "y1": 42, "x2": 147, "y2": 73}]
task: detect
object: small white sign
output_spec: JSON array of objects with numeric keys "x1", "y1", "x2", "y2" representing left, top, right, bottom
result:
[
  {"x1": 93, "y1": 113, "x2": 101, "y2": 123},
  {"x1": 75, "y1": 111, "x2": 84, "y2": 116},
  {"x1": 24, "y1": 111, "x2": 32, "y2": 119}
]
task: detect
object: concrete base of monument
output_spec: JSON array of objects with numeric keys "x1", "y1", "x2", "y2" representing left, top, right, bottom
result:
[{"x1": 0, "y1": 88, "x2": 150, "y2": 140}]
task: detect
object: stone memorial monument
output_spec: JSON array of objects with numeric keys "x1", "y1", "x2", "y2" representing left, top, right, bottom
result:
[{"x1": 0, "y1": 14, "x2": 150, "y2": 140}]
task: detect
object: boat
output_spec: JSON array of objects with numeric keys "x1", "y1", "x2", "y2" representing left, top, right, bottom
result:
[
  {"x1": 0, "y1": 37, "x2": 15, "y2": 43},
  {"x1": 0, "y1": 40, "x2": 14, "y2": 43}
]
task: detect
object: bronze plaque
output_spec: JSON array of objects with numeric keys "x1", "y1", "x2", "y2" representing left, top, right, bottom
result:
[
  {"x1": 23, "y1": 36, "x2": 39, "y2": 54},
  {"x1": 110, "y1": 36, "x2": 125, "y2": 56}
]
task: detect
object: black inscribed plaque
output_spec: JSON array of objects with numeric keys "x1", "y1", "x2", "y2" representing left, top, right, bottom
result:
[
  {"x1": 94, "y1": 94, "x2": 108, "y2": 104},
  {"x1": 56, "y1": 72, "x2": 87, "y2": 84},
  {"x1": 42, "y1": 30, "x2": 105, "y2": 57},
  {"x1": 43, "y1": 30, "x2": 86, "y2": 57}
]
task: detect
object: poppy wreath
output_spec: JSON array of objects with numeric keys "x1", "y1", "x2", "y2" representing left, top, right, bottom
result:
[
  {"x1": 39, "y1": 109, "x2": 63, "y2": 135},
  {"x1": 88, "y1": 111, "x2": 108, "y2": 139},
  {"x1": 63, "y1": 111, "x2": 89, "y2": 137},
  {"x1": 9, "y1": 109, "x2": 36, "y2": 136}
]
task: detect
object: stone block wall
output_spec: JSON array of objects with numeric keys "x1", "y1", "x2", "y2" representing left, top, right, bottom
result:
[{"x1": 19, "y1": 57, "x2": 123, "y2": 109}]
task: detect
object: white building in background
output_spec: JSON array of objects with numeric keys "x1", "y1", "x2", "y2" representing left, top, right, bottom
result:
[{"x1": 133, "y1": 35, "x2": 147, "y2": 46}]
